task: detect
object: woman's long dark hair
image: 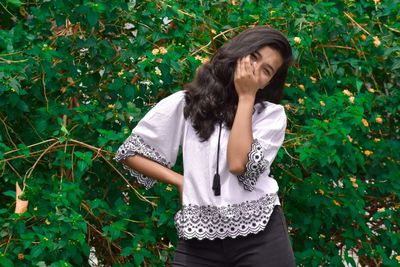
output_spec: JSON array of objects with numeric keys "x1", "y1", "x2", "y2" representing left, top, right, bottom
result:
[{"x1": 183, "y1": 26, "x2": 293, "y2": 141}]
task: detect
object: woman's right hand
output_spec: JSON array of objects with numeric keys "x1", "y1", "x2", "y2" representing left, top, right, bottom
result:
[{"x1": 233, "y1": 55, "x2": 260, "y2": 98}]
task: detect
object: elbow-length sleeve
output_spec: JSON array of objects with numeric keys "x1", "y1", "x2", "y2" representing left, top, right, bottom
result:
[
  {"x1": 114, "y1": 91, "x2": 186, "y2": 189},
  {"x1": 237, "y1": 104, "x2": 287, "y2": 191}
]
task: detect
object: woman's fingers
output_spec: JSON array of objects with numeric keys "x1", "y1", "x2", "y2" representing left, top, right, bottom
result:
[{"x1": 234, "y1": 55, "x2": 260, "y2": 95}]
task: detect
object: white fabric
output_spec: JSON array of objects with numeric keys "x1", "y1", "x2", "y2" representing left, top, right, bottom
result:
[{"x1": 115, "y1": 90, "x2": 287, "y2": 240}]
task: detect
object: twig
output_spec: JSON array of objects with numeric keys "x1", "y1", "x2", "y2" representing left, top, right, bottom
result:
[
  {"x1": 281, "y1": 146, "x2": 299, "y2": 161},
  {"x1": 317, "y1": 44, "x2": 355, "y2": 51},
  {"x1": 0, "y1": 51, "x2": 23, "y2": 57},
  {"x1": 384, "y1": 24, "x2": 400, "y2": 34},
  {"x1": 6, "y1": 161, "x2": 21, "y2": 178},
  {"x1": 188, "y1": 27, "x2": 242, "y2": 57},
  {"x1": 343, "y1": 12, "x2": 371, "y2": 36},
  {"x1": 23, "y1": 141, "x2": 59, "y2": 189},
  {"x1": 0, "y1": 115, "x2": 17, "y2": 149},
  {"x1": 2, "y1": 137, "x2": 54, "y2": 157},
  {"x1": 0, "y1": 2, "x2": 15, "y2": 19},
  {"x1": 321, "y1": 46, "x2": 333, "y2": 77},
  {"x1": 0, "y1": 58, "x2": 28, "y2": 64},
  {"x1": 41, "y1": 69, "x2": 49, "y2": 112}
]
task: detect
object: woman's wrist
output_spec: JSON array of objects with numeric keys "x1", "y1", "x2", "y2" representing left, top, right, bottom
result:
[{"x1": 238, "y1": 93, "x2": 256, "y2": 103}]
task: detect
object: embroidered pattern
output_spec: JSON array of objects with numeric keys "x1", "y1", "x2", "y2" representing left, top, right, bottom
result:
[
  {"x1": 174, "y1": 193, "x2": 278, "y2": 240},
  {"x1": 114, "y1": 134, "x2": 171, "y2": 189},
  {"x1": 237, "y1": 139, "x2": 269, "y2": 191}
]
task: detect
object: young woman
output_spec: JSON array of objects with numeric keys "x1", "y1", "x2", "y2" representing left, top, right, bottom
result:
[{"x1": 115, "y1": 26, "x2": 295, "y2": 266}]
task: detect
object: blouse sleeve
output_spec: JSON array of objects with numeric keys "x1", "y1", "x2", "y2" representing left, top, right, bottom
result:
[
  {"x1": 114, "y1": 91, "x2": 186, "y2": 189},
  {"x1": 237, "y1": 104, "x2": 287, "y2": 191}
]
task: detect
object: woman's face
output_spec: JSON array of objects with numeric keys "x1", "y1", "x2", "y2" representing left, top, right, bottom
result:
[{"x1": 249, "y1": 46, "x2": 283, "y2": 89}]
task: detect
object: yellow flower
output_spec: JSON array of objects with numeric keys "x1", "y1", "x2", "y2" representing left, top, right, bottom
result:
[
  {"x1": 320, "y1": 101, "x2": 326, "y2": 107},
  {"x1": 350, "y1": 177, "x2": 357, "y2": 183},
  {"x1": 165, "y1": 186, "x2": 173, "y2": 191},
  {"x1": 108, "y1": 104, "x2": 115, "y2": 109},
  {"x1": 201, "y1": 57, "x2": 209, "y2": 64},
  {"x1": 364, "y1": 150, "x2": 373, "y2": 156},
  {"x1": 298, "y1": 84, "x2": 305, "y2": 91},
  {"x1": 155, "y1": 67, "x2": 162, "y2": 76},
  {"x1": 152, "y1": 48, "x2": 160, "y2": 55},
  {"x1": 159, "y1": 47, "x2": 167, "y2": 55},
  {"x1": 342, "y1": 89, "x2": 352, "y2": 96},
  {"x1": 368, "y1": 88, "x2": 375, "y2": 93},
  {"x1": 284, "y1": 104, "x2": 291, "y2": 110},
  {"x1": 318, "y1": 189, "x2": 325, "y2": 195},
  {"x1": 310, "y1": 76, "x2": 317, "y2": 83},
  {"x1": 373, "y1": 138, "x2": 381, "y2": 143},
  {"x1": 18, "y1": 253, "x2": 25, "y2": 260},
  {"x1": 375, "y1": 116, "x2": 383, "y2": 124},
  {"x1": 284, "y1": 83, "x2": 291, "y2": 87},
  {"x1": 349, "y1": 96, "x2": 355, "y2": 104},
  {"x1": 373, "y1": 36, "x2": 381, "y2": 47},
  {"x1": 347, "y1": 135, "x2": 353, "y2": 143},
  {"x1": 333, "y1": 200, "x2": 341, "y2": 206},
  {"x1": 396, "y1": 255, "x2": 400, "y2": 261},
  {"x1": 373, "y1": 0, "x2": 381, "y2": 5},
  {"x1": 298, "y1": 98, "x2": 304, "y2": 105},
  {"x1": 323, "y1": 119, "x2": 329, "y2": 123},
  {"x1": 319, "y1": 234, "x2": 326, "y2": 238},
  {"x1": 360, "y1": 34, "x2": 367, "y2": 41},
  {"x1": 294, "y1": 37, "x2": 301, "y2": 44},
  {"x1": 361, "y1": 118, "x2": 369, "y2": 127}
]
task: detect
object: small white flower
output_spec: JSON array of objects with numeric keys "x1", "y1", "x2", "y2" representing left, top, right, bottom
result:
[
  {"x1": 124, "y1": 23, "x2": 135, "y2": 30},
  {"x1": 294, "y1": 37, "x2": 301, "y2": 44}
]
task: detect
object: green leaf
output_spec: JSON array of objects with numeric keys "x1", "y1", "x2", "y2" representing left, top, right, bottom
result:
[
  {"x1": 87, "y1": 10, "x2": 99, "y2": 26},
  {"x1": 121, "y1": 246, "x2": 133, "y2": 256},
  {"x1": 7, "y1": 0, "x2": 22, "y2": 7},
  {"x1": 2, "y1": 190, "x2": 15, "y2": 199},
  {"x1": 0, "y1": 255, "x2": 14, "y2": 267}
]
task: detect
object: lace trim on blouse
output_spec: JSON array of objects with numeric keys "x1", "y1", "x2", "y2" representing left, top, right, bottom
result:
[
  {"x1": 174, "y1": 193, "x2": 278, "y2": 240},
  {"x1": 114, "y1": 134, "x2": 170, "y2": 189},
  {"x1": 237, "y1": 139, "x2": 270, "y2": 191}
]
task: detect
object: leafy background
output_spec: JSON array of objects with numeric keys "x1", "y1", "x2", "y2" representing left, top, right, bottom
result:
[{"x1": 0, "y1": 0, "x2": 399, "y2": 266}]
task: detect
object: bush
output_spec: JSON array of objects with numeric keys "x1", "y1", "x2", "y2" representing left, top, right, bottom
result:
[{"x1": 0, "y1": 0, "x2": 399, "y2": 266}]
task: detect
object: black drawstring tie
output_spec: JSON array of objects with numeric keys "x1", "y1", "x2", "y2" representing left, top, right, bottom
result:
[{"x1": 212, "y1": 117, "x2": 223, "y2": 196}]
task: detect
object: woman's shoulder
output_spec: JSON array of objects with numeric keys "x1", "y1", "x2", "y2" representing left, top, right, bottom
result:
[
  {"x1": 159, "y1": 90, "x2": 186, "y2": 104},
  {"x1": 254, "y1": 100, "x2": 285, "y2": 118},
  {"x1": 152, "y1": 90, "x2": 186, "y2": 110}
]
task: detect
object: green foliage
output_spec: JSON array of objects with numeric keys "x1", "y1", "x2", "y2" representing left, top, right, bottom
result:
[{"x1": 0, "y1": 0, "x2": 399, "y2": 266}]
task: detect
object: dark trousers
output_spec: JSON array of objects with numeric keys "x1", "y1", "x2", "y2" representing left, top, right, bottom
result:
[{"x1": 173, "y1": 205, "x2": 296, "y2": 267}]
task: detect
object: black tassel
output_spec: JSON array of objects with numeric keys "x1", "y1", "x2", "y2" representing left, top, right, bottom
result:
[
  {"x1": 212, "y1": 173, "x2": 221, "y2": 196},
  {"x1": 212, "y1": 117, "x2": 223, "y2": 197}
]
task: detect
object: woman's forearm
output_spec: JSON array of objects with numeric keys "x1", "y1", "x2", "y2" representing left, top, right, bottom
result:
[
  {"x1": 122, "y1": 155, "x2": 183, "y2": 188},
  {"x1": 227, "y1": 95, "x2": 255, "y2": 175}
]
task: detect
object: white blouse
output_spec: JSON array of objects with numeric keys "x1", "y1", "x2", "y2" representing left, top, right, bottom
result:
[{"x1": 114, "y1": 90, "x2": 287, "y2": 240}]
